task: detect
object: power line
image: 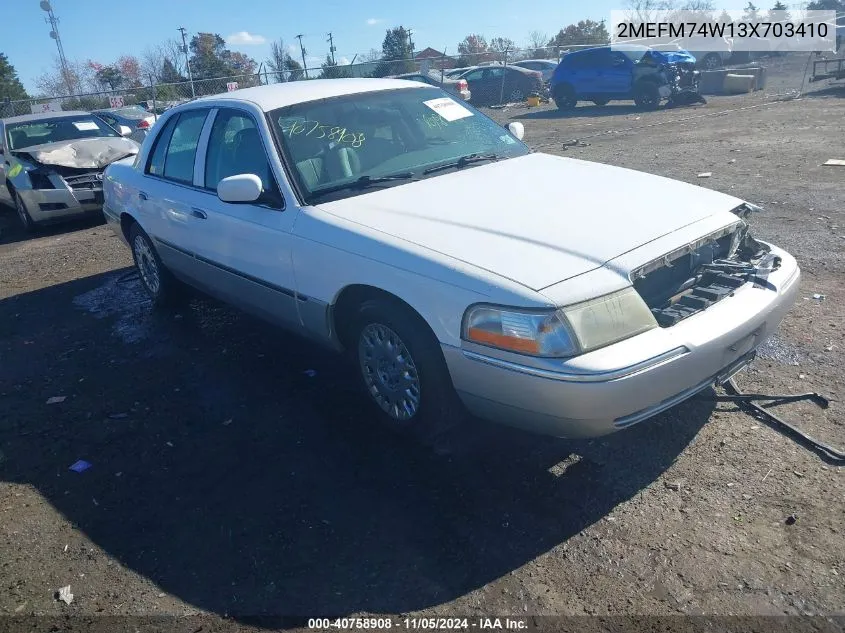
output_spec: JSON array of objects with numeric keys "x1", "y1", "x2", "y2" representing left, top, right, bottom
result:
[
  {"x1": 296, "y1": 34, "x2": 308, "y2": 78},
  {"x1": 177, "y1": 26, "x2": 195, "y2": 97},
  {"x1": 326, "y1": 32, "x2": 336, "y2": 65}
]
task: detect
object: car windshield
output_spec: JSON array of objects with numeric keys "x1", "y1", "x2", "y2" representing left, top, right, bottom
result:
[
  {"x1": 6, "y1": 115, "x2": 120, "y2": 150},
  {"x1": 269, "y1": 86, "x2": 529, "y2": 204}
]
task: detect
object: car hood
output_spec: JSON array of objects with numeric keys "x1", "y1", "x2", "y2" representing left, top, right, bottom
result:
[
  {"x1": 316, "y1": 152, "x2": 744, "y2": 291},
  {"x1": 12, "y1": 136, "x2": 139, "y2": 169}
]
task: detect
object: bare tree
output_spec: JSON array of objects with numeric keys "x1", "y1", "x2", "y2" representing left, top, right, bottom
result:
[
  {"x1": 361, "y1": 48, "x2": 382, "y2": 62},
  {"x1": 140, "y1": 39, "x2": 186, "y2": 83},
  {"x1": 528, "y1": 31, "x2": 549, "y2": 49},
  {"x1": 625, "y1": 0, "x2": 676, "y2": 23}
]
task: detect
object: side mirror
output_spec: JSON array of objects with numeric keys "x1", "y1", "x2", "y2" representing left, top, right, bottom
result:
[
  {"x1": 217, "y1": 173, "x2": 263, "y2": 204},
  {"x1": 506, "y1": 121, "x2": 525, "y2": 141},
  {"x1": 118, "y1": 125, "x2": 133, "y2": 137}
]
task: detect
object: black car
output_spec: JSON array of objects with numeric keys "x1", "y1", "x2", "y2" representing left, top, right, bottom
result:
[{"x1": 457, "y1": 65, "x2": 545, "y2": 105}]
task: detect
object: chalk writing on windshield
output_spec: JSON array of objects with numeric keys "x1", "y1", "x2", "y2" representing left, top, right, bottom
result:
[{"x1": 280, "y1": 120, "x2": 366, "y2": 148}]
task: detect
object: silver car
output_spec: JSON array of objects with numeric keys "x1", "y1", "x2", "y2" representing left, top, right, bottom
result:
[
  {"x1": 93, "y1": 106, "x2": 158, "y2": 144},
  {"x1": 0, "y1": 111, "x2": 139, "y2": 230}
]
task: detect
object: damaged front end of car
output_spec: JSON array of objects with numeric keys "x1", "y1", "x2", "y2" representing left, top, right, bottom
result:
[
  {"x1": 635, "y1": 49, "x2": 702, "y2": 103},
  {"x1": 9, "y1": 137, "x2": 138, "y2": 222},
  {"x1": 631, "y1": 203, "x2": 780, "y2": 327}
]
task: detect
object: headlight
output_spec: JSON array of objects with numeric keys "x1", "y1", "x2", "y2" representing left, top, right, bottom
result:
[{"x1": 463, "y1": 288, "x2": 657, "y2": 358}]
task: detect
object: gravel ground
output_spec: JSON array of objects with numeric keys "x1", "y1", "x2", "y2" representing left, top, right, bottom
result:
[{"x1": 0, "y1": 55, "x2": 843, "y2": 631}]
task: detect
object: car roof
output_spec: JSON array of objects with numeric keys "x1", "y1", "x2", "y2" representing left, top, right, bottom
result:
[
  {"x1": 516, "y1": 59, "x2": 557, "y2": 64},
  {"x1": 195, "y1": 78, "x2": 426, "y2": 112},
  {"x1": 2, "y1": 110, "x2": 91, "y2": 124}
]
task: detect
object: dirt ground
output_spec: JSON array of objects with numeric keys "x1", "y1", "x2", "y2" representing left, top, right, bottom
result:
[{"x1": 1, "y1": 55, "x2": 843, "y2": 631}]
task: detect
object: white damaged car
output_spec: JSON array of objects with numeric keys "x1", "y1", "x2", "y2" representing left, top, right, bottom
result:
[
  {"x1": 0, "y1": 111, "x2": 139, "y2": 230},
  {"x1": 103, "y1": 79, "x2": 800, "y2": 441}
]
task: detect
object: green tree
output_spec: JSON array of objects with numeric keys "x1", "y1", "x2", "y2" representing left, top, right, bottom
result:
[
  {"x1": 160, "y1": 58, "x2": 186, "y2": 83},
  {"x1": 768, "y1": 1, "x2": 791, "y2": 21},
  {"x1": 374, "y1": 27, "x2": 414, "y2": 76},
  {"x1": 806, "y1": 0, "x2": 844, "y2": 9},
  {"x1": 0, "y1": 52, "x2": 28, "y2": 100},
  {"x1": 189, "y1": 33, "x2": 232, "y2": 79},
  {"x1": 95, "y1": 66, "x2": 125, "y2": 90},
  {"x1": 549, "y1": 20, "x2": 609, "y2": 49},
  {"x1": 741, "y1": 2, "x2": 760, "y2": 21},
  {"x1": 319, "y1": 55, "x2": 352, "y2": 79}
]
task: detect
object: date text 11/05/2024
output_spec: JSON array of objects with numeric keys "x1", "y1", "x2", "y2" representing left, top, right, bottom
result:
[{"x1": 307, "y1": 617, "x2": 529, "y2": 630}]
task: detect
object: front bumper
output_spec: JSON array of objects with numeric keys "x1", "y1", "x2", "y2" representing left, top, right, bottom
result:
[
  {"x1": 442, "y1": 244, "x2": 801, "y2": 438},
  {"x1": 19, "y1": 186, "x2": 104, "y2": 224}
]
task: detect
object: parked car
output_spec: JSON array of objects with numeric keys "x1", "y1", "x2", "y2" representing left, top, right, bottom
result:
[
  {"x1": 512, "y1": 59, "x2": 559, "y2": 83},
  {"x1": 675, "y1": 37, "x2": 733, "y2": 70},
  {"x1": 103, "y1": 79, "x2": 800, "y2": 443},
  {"x1": 550, "y1": 45, "x2": 701, "y2": 110},
  {"x1": 93, "y1": 106, "x2": 157, "y2": 144},
  {"x1": 456, "y1": 65, "x2": 545, "y2": 104},
  {"x1": 390, "y1": 71, "x2": 471, "y2": 100},
  {"x1": 444, "y1": 66, "x2": 475, "y2": 79},
  {"x1": 0, "y1": 111, "x2": 140, "y2": 230}
]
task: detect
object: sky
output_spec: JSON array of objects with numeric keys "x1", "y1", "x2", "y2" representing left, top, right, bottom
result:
[{"x1": 2, "y1": 0, "x2": 616, "y2": 93}]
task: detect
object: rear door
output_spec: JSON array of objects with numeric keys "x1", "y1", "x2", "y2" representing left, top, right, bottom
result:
[
  {"x1": 183, "y1": 106, "x2": 301, "y2": 328},
  {"x1": 136, "y1": 108, "x2": 212, "y2": 282}
]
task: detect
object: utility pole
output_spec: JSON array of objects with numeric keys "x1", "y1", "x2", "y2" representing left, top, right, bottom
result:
[
  {"x1": 39, "y1": 1, "x2": 73, "y2": 95},
  {"x1": 296, "y1": 34, "x2": 308, "y2": 78},
  {"x1": 326, "y1": 32, "x2": 336, "y2": 65},
  {"x1": 177, "y1": 26, "x2": 195, "y2": 97},
  {"x1": 407, "y1": 28, "x2": 415, "y2": 59}
]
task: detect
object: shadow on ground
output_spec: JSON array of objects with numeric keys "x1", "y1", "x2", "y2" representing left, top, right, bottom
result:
[
  {"x1": 0, "y1": 205, "x2": 105, "y2": 247},
  {"x1": 0, "y1": 270, "x2": 715, "y2": 621}
]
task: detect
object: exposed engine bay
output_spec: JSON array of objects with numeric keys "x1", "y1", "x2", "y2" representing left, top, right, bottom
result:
[
  {"x1": 634, "y1": 49, "x2": 704, "y2": 105},
  {"x1": 632, "y1": 204, "x2": 781, "y2": 327}
]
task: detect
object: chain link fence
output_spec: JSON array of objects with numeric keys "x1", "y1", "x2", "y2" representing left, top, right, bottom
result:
[{"x1": 3, "y1": 42, "x2": 816, "y2": 117}]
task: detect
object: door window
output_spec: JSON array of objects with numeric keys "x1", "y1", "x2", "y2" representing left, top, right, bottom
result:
[
  {"x1": 163, "y1": 110, "x2": 208, "y2": 184},
  {"x1": 203, "y1": 108, "x2": 281, "y2": 207}
]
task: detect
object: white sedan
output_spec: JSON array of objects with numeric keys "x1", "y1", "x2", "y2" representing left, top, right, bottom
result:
[{"x1": 103, "y1": 78, "x2": 800, "y2": 441}]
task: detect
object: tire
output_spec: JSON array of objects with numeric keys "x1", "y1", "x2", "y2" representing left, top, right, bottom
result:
[
  {"x1": 128, "y1": 222, "x2": 179, "y2": 307},
  {"x1": 634, "y1": 82, "x2": 661, "y2": 110},
  {"x1": 509, "y1": 88, "x2": 525, "y2": 102},
  {"x1": 13, "y1": 191, "x2": 36, "y2": 232},
  {"x1": 701, "y1": 53, "x2": 721, "y2": 71},
  {"x1": 592, "y1": 98, "x2": 610, "y2": 106},
  {"x1": 350, "y1": 298, "x2": 463, "y2": 445},
  {"x1": 553, "y1": 83, "x2": 577, "y2": 110}
]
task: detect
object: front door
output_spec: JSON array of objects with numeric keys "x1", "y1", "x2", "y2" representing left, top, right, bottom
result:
[{"x1": 184, "y1": 107, "x2": 301, "y2": 329}]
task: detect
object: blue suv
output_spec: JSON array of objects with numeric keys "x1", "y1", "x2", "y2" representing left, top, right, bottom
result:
[{"x1": 550, "y1": 45, "x2": 700, "y2": 111}]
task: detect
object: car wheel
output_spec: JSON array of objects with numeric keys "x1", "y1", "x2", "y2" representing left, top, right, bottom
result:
[
  {"x1": 509, "y1": 88, "x2": 525, "y2": 102},
  {"x1": 634, "y1": 82, "x2": 661, "y2": 110},
  {"x1": 592, "y1": 98, "x2": 610, "y2": 106},
  {"x1": 128, "y1": 223, "x2": 179, "y2": 306},
  {"x1": 553, "y1": 84, "x2": 577, "y2": 110},
  {"x1": 13, "y1": 191, "x2": 36, "y2": 232},
  {"x1": 351, "y1": 298, "x2": 463, "y2": 444},
  {"x1": 701, "y1": 53, "x2": 721, "y2": 71}
]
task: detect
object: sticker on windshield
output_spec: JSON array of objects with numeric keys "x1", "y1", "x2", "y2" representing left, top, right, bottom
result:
[
  {"x1": 423, "y1": 97, "x2": 473, "y2": 122},
  {"x1": 72, "y1": 121, "x2": 99, "y2": 131}
]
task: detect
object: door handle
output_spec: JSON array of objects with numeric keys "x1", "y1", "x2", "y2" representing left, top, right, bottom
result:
[
  {"x1": 191, "y1": 207, "x2": 208, "y2": 219},
  {"x1": 138, "y1": 191, "x2": 148, "y2": 201}
]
